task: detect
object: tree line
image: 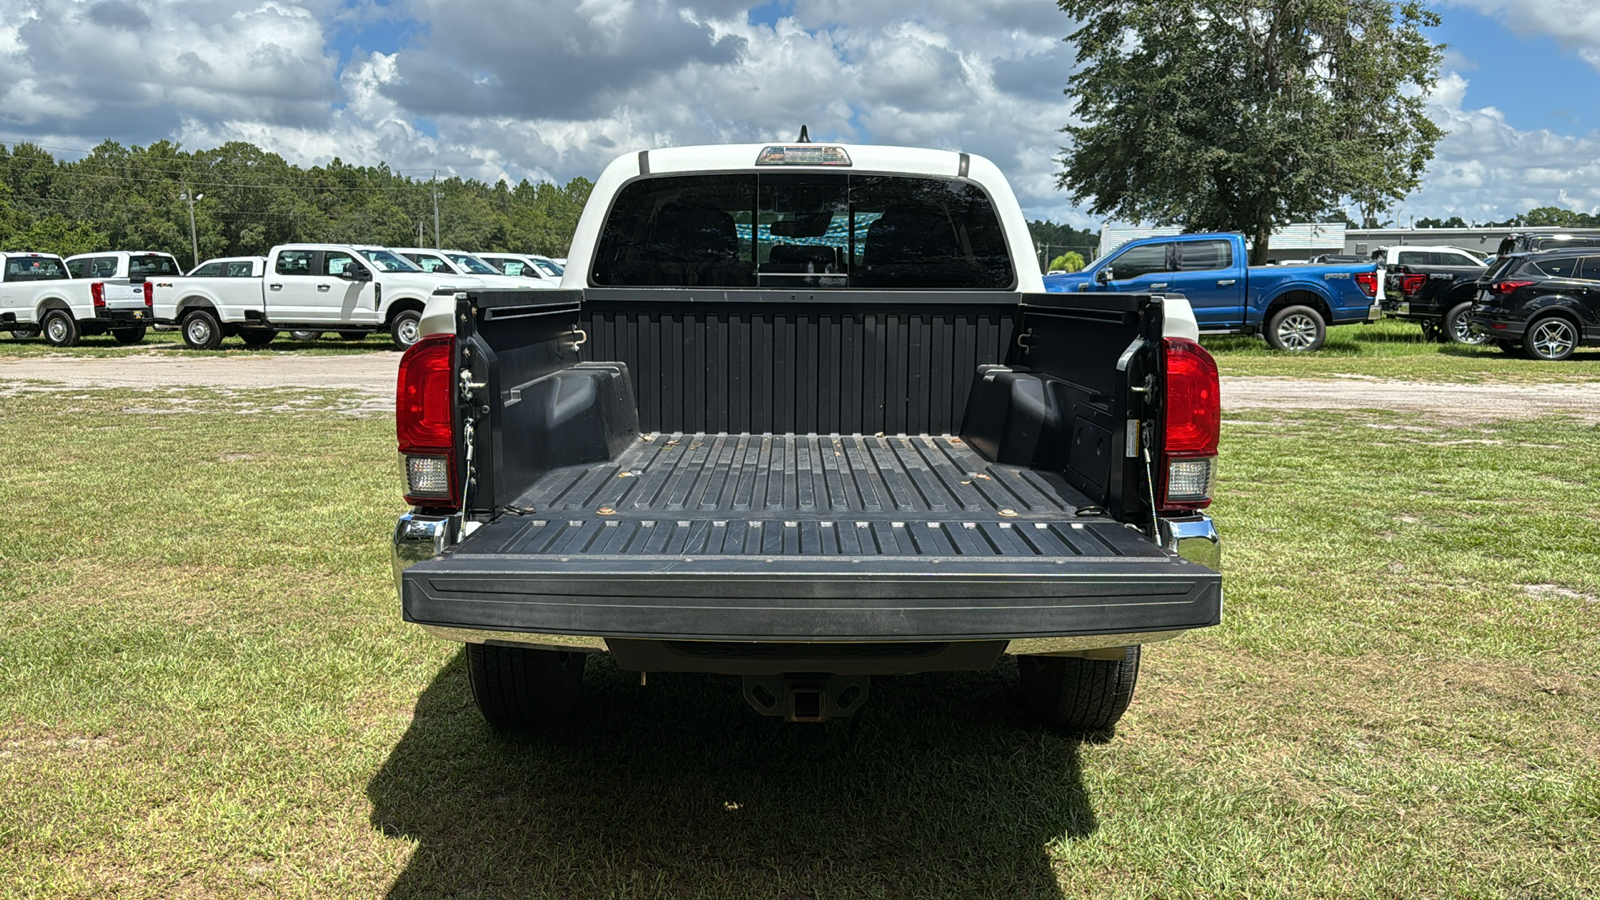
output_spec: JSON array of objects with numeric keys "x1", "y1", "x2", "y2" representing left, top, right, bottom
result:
[
  {"x1": 0, "y1": 139, "x2": 593, "y2": 266},
  {"x1": 1416, "y1": 208, "x2": 1600, "y2": 230}
]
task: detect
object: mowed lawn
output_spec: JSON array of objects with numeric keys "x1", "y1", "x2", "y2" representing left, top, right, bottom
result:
[{"x1": 1, "y1": 328, "x2": 1598, "y2": 898}]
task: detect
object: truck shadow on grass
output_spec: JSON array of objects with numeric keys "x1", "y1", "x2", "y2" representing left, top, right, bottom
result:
[{"x1": 369, "y1": 651, "x2": 1098, "y2": 899}]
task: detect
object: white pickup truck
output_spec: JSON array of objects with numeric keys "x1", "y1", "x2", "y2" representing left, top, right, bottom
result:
[
  {"x1": 477, "y1": 252, "x2": 563, "y2": 284},
  {"x1": 152, "y1": 244, "x2": 471, "y2": 350},
  {"x1": 393, "y1": 247, "x2": 555, "y2": 290},
  {"x1": 1, "y1": 251, "x2": 153, "y2": 346},
  {"x1": 393, "y1": 140, "x2": 1222, "y2": 733}
]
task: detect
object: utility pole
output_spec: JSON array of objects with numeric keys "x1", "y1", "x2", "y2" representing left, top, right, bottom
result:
[
  {"x1": 179, "y1": 189, "x2": 203, "y2": 268},
  {"x1": 432, "y1": 170, "x2": 441, "y2": 248}
]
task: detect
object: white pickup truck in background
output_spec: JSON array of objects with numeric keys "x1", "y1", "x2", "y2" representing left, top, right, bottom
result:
[
  {"x1": 393, "y1": 247, "x2": 554, "y2": 289},
  {"x1": 1, "y1": 251, "x2": 153, "y2": 346},
  {"x1": 152, "y1": 244, "x2": 470, "y2": 350},
  {"x1": 477, "y1": 252, "x2": 563, "y2": 284}
]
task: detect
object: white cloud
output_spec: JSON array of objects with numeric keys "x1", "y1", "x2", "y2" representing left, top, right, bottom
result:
[
  {"x1": 1443, "y1": 0, "x2": 1600, "y2": 72},
  {"x1": 2, "y1": 0, "x2": 1594, "y2": 228},
  {"x1": 1410, "y1": 71, "x2": 1600, "y2": 220},
  {"x1": 0, "y1": 0, "x2": 340, "y2": 138}
]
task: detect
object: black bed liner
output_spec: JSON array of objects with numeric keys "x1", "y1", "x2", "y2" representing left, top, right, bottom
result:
[{"x1": 401, "y1": 431, "x2": 1221, "y2": 643}]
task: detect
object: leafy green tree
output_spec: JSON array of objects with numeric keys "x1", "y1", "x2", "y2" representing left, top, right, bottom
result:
[
  {"x1": 0, "y1": 138, "x2": 597, "y2": 261},
  {"x1": 1, "y1": 214, "x2": 107, "y2": 256},
  {"x1": 1057, "y1": 0, "x2": 1445, "y2": 264},
  {"x1": 1520, "y1": 206, "x2": 1598, "y2": 228},
  {"x1": 1049, "y1": 251, "x2": 1087, "y2": 272}
]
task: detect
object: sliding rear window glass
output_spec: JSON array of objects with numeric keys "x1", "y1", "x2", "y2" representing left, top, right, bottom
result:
[
  {"x1": 591, "y1": 173, "x2": 1014, "y2": 290},
  {"x1": 130, "y1": 255, "x2": 181, "y2": 277},
  {"x1": 5, "y1": 257, "x2": 67, "y2": 280}
]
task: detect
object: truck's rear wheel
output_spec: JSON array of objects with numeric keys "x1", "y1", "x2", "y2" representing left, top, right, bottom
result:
[
  {"x1": 180, "y1": 309, "x2": 223, "y2": 350},
  {"x1": 1265, "y1": 305, "x2": 1325, "y2": 352},
  {"x1": 289, "y1": 330, "x2": 321, "y2": 341},
  {"x1": 11, "y1": 325, "x2": 41, "y2": 340},
  {"x1": 239, "y1": 328, "x2": 277, "y2": 348},
  {"x1": 111, "y1": 325, "x2": 147, "y2": 345},
  {"x1": 41, "y1": 310, "x2": 78, "y2": 348},
  {"x1": 1018, "y1": 646, "x2": 1141, "y2": 732},
  {"x1": 390, "y1": 310, "x2": 422, "y2": 350},
  {"x1": 1444, "y1": 302, "x2": 1487, "y2": 345},
  {"x1": 466, "y1": 643, "x2": 586, "y2": 731}
]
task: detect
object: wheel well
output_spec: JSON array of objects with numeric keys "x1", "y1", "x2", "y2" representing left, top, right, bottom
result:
[
  {"x1": 176, "y1": 298, "x2": 217, "y2": 318},
  {"x1": 1264, "y1": 290, "x2": 1331, "y2": 326},
  {"x1": 384, "y1": 298, "x2": 425, "y2": 326},
  {"x1": 1527, "y1": 308, "x2": 1582, "y2": 331},
  {"x1": 36, "y1": 298, "x2": 71, "y2": 318}
]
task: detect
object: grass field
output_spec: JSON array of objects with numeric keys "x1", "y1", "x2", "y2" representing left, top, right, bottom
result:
[{"x1": 0, "y1": 358, "x2": 1597, "y2": 896}]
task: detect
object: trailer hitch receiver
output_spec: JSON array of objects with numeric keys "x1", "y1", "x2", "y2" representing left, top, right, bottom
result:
[{"x1": 742, "y1": 674, "x2": 870, "y2": 722}]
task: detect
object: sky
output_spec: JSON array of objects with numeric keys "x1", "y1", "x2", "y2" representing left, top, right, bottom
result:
[{"x1": 0, "y1": 0, "x2": 1596, "y2": 228}]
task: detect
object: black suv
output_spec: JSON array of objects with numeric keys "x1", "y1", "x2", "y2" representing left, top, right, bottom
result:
[
  {"x1": 1468, "y1": 249, "x2": 1600, "y2": 360},
  {"x1": 1495, "y1": 232, "x2": 1600, "y2": 256}
]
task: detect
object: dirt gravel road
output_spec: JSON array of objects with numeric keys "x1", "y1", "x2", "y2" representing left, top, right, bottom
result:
[
  {"x1": 0, "y1": 353, "x2": 400, "y2": 393},
  {"x1": 1220, "y1": 375, "x2": 1600, "y2": 423},
  {"x1": 3, "y1": 354, "x2": 1600, "y2": 421}
]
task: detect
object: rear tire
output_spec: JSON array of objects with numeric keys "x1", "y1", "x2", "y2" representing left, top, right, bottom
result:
[
  {"x1": 239, "y1": 328, "x2": 277, "y2": 348},
  {"x1": 1522, "y1": 316, "x2": 1578, "y2": 361},
  {"x1": 41, "y1": 310, "x2": 78, "y2": 347},
  {"x1": 1265, "y1": 305, "x2": 1325, "y2": 352},
  {"x1": 1018, "y1": 646, "x2": 1141, "y2": 732},
  {"x1": 390, "y1": 309, "x2": 422, "y2": 350},
  {"x1": 1444, "y1": 303, "x2": 1487, "y2": 346},
  {"x1": 289, "y1": 330, "x2": 321, "y2": 341},
  {"x1": 466, "y1": 643, "x2": 586, "y2": 731},
  {"x1": 180, "y1": 309, "x2": 223, "y2": 350},
  {"x1": 111, "y1": 325, "x2": 147, "y2": 345},
  {"x1": 10, "y1": 325, "x2": 41, "y2": 340}
]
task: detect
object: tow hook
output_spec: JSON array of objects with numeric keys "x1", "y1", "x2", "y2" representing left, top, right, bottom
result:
[{"x1": 742, "y1": 674, "x2": 870, "y2": 722}]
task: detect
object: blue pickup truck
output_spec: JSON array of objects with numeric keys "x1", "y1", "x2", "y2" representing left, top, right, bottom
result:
[{"x1": 1044, "y1": 233, "x2": 1381, "y2": 351}]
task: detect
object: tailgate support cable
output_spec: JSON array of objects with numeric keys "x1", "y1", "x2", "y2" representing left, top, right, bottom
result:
[{"x1": 1141, "y1": 442, "x2": 1160, "y2": 542}]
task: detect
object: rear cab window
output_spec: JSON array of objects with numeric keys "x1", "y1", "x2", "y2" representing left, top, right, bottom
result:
[
  {"x1": 129, "y1": 255, "x2": 180, "y2": 278},
  {"x1": 191, "y1": 262, "x2": 224, "y2": 277},
  {"x1": 5, "y1": 256, "x2": 68, "y2": 281},
  {"x1": 591, "y1": 172, "x2": 1014, "y2": 290}
]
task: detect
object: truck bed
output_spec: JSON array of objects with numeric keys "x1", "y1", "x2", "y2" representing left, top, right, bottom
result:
[{"x1": 401, "y1": 431, "x2": 1222, "y2": 643}]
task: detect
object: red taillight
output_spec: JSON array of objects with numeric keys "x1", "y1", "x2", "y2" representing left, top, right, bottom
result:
[
  {"x1": 143, "y1": 282, "x2": 153, "y2": 308},
  {"x1": 1400, "y1": 274, "x2": 1427, "y2": 296},
  {"x1": 91, "y1": 283, "x2": 105, "y2": 308},
  {"x1": 1353, "y1": 271, "x2": 1378, "y2": 298},
  {"x1": 396, "y1": 333, "x2": 460, "y2": 508},
  {"x1": 1490, "y1": 280, "x2": 1533, "y2": 295},
  {"x1": 1160, "y1": 337, "x2": 1220, "y2": 511}
]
